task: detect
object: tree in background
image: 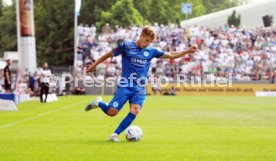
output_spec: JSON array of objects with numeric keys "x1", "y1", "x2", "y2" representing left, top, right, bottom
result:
[
  {"x1": 78, "y1": 0, "x2": 116, "y2": 26},
  {"x1": 0, "y1": 0, "x2": 75, "y2": 65},
  {"x1": 133, "y1": 0, "x2": 205, "y2": 25},
  {"x1": 34, "y1": 0, "x2": 75, "y2": 65},
  {"x1": 227, "y1": 10, "x2": 241, "y2": 27},
  {"x1": 0, "y1": 0, "x2": 247, "y2": 65},
  {"x1": 82, "y1": 0, "x2": 207, "y2": 29},
  {"x1": 96, "y1": 0, "x2": 146, "y2": 30},
  {"x1": 0, "y1": 0, "x2": 3, "y2": 16},
  {"x1": 203, "y1": 0, "x2": 244, "y2": 14},
  {"x1": 171, "y1": 0, "x2": 206, "y2": 22},
  {"x1": 133, "y1": 0, "x2": 151, "y2": 22},
  {"x1": 0, "y1": 2, "x2": 17, "y2": 56}
]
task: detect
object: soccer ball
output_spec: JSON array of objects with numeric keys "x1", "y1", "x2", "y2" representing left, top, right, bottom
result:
[{"x1": 125, "y1": 125, "x2": 143, "y2": 142}]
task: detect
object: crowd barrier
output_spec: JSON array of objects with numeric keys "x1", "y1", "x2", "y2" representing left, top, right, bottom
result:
[{"x1": 146, "y1": 84, "x2": 276, "y2": 96}]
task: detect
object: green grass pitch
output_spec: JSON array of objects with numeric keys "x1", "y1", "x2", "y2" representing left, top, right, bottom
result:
[{"x1": 1, "y1": 95, "x2": 276, "y2": 161}]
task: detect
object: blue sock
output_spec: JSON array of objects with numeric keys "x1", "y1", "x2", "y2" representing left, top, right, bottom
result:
[
  {"x1": 98, "y1": 102, "x2": 109, "y2": 114},
  {"x1": 114, "y1": 112, "x2": 136, "y2": 135}
]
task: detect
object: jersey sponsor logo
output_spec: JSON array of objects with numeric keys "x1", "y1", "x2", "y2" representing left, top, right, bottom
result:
[{"x1": 131, "y1": 58, "x2": 147, "y2": 66}]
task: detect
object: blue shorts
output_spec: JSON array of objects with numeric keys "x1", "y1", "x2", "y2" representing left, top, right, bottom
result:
[{"x1": 108, "y1": 87, "x2": 146, "y2": 111}]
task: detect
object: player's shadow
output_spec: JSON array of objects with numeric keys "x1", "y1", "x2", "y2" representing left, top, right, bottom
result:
[
  {"x1": 85, "y1": 139, "x2": 139, "y2": 145},
  {"x1": 47, "y1": 138, "x2": 141, "y2": 146},
  {"x1": 58, "y1": 139, "x2": 140, "y2": 145}
]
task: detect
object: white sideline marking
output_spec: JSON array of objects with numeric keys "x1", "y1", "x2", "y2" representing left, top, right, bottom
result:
[{"x1": 0, "y1": 100, "x2": 87, "y2": 129}]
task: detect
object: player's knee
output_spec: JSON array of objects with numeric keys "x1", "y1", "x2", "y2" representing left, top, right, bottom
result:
[
  {"x1": 130, "y1": 105, "x2": 140, "y2": 115},
  {"x1": 107, "y1": 108, "x2": 119, "y2": 117},
  {"x1": 108, "y1": 112, "x2": 118, "y2": 117}
]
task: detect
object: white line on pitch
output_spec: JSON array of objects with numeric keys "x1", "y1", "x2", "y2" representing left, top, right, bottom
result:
[{"x1": 0, "y1": 100, "x2": 87, "y2": 129}]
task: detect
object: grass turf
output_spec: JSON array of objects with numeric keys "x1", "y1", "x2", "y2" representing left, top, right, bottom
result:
[{"x1": 1, "y1": 95, "x2": 276, "y2": 161}]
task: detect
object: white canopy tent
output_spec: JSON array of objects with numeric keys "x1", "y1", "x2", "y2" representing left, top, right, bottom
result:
[{"x1": 181, "y1": 0, "x2": 276, "y2": 29}]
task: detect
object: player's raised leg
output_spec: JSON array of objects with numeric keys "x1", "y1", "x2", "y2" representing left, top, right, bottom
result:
[
  {"x1": 84, "y1": 96, "x2": 120, "y2": 116},
  {"x1": 85, "y1": 87, "x2": 130, "y2": 114}
]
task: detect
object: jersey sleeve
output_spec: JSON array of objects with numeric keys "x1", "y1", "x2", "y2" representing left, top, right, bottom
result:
[
  {"x1": 153, "y1": 48, "x2": 165, "y2": 58},
  {"x1": 112, "y1": 42, "x2": 126, "y2": 57}
]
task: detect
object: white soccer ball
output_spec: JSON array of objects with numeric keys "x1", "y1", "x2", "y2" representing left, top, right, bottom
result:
[{"x1": 125, "y1": 125, "x2": 143, "y2": 142}]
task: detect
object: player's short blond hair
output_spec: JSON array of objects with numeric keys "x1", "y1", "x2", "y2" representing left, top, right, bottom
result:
[{"x1": 141, "y1": 26, "x2": 156, "y2": 40}]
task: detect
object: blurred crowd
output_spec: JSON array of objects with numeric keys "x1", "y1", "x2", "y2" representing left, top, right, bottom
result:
[
  {"x1": 0, "y1": 68, "x2": 40, "y2": 95},
  {"x1": 76, "y1": 23, "x2": 276, "y2": 83},
  {"x1": 1, "y1": 23, "x2": 275, "y2": 95},
  {"x1": 0, "y1": 63, "x2": 60, "y2": 97}
]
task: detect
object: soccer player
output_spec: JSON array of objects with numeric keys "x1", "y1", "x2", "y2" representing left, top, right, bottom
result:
[{"x1": 85, "y1": 26, "x2": 196, "y2": 142}]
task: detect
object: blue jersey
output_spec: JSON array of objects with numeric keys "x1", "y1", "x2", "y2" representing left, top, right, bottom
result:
[{"x1": 112, "y1": 41, "x2": 164, "y2": 90}]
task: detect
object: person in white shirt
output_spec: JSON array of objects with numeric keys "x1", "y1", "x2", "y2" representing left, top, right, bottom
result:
[
  {"x1": 151, "y1": 76, "x2": 162, "y2": 95},
  {"x1": 40, "y1": 62, "x2": 51, "y2": 103}
]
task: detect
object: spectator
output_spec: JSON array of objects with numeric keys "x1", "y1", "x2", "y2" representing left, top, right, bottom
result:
[
  {"x1": 106, "y1": 63, "x2": 116, "y2": 77},
  {"x1": 170, "y1": 86, "x2": 176, "y2": 96},
  {"x1": 271, "y1": 69, "x2": 276, "y2": 84},
  {"x1": 151, "y1": 76, "x2": 162, "y2": 95},
  {"x1": 4, "y1": 59, "x2": 12, "y2": 93},
  {"x1": 39, "y1": 62, "x2": 51, "y2": 103},
  {"x1": 75, "y1": 77, "x2": 86, "y2": 95},
  {"x1": 18, "y1": 79, "x2": 30, "y2": 95}
]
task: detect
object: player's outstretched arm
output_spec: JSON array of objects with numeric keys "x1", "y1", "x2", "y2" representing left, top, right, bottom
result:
[
  {"x1": 86, "y1": 50, "x2": 113, "y2": 73},
  {"x1": 160, "y1": 46, "x2": 197, "y2": 59}
]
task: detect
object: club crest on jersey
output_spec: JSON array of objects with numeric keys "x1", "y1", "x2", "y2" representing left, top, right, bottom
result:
[
  {"x1": 143, "y1": 51, "x2": 149, "y2": 57},
  {"x1": 113, "y1": 101, "x2": 119, "y2": 108}
]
